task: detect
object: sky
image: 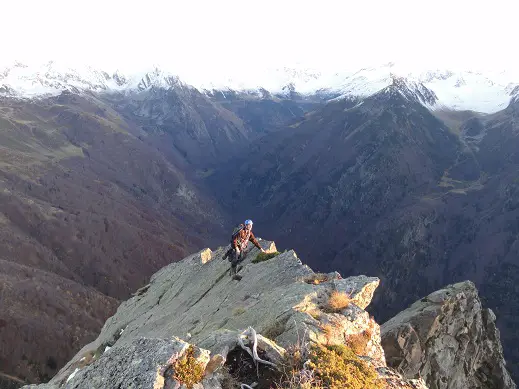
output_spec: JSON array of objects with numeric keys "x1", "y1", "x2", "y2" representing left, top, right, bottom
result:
[{"x1": 1, "y1": 0, "x2": 518, "y2": 74}]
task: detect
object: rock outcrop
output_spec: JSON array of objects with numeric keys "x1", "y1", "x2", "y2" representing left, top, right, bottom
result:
[
  {"x1": 381, "y1": 281, "x2": 516, "y2": 389},
  {"x1": 23, "y1": 241, "x2": 428, "y2": 389}
]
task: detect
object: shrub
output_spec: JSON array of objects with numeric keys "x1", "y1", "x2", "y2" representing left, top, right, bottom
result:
[
  {"x1": 276, "y1": 340, "x2": 323, "y2": 388},
  {"x1": 303, "y1": 273, "x2": 330, "y2": 285},
  {"x1": 323, "y1": 291, "x2": 351, "y2": 313},
  {"x1": 346, "y1": 328, "x2": 372, "y2": 355},
  {"x1": 252, "y1": 251, "x2": 281, "y2": 263},
  {"x1": 172, "y1": 346, "x2": 204, "y2": 389},
  {"x1": 276, "y1": 370, "x2": 323, "y2": 389},
  {"x1": 277, "y1": 343, "x2": 383, "y2": 389},
  {"x1": 307, "y1": 344, "x2": 383, "y2": 389},
  {"x1": 282, "y1": 343, "x2": 305, "y2": 373},
  {"x1": 320, "y1": 324, "x2": 335, "y2": 344}
]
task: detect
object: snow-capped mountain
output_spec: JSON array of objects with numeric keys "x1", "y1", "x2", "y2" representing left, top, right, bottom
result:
[
  {"x1": 510, "y1": 85, "x2": 519, "y2": 104},
  {"x1": 1, "y1": 60, "x2": 518, "y2": 113},
  {"x1": 315, "y1": 64, "x2": 519, "y2": 113},
  {"x1": 386, "y1": 75, "x2": 438, "y2": 107},
  {"x1": 0, "y1": 61, "x2": 189, "y2": 97},
  {"x1": 0, "y1": 61, "x2": 119, "y2": 96}
]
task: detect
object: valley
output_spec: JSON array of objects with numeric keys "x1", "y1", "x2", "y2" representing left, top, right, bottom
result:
[{"x1": 1, "y1": 64, "x2": 519, "y2": 384}]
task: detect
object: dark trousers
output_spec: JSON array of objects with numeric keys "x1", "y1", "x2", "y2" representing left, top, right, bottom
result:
[{"x1": 230, "y1": 248, "x2": 245, "y2": 276}]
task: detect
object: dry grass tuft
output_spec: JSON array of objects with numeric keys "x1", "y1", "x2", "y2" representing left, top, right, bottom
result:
[
  {"x1": 323, "y1": 291, "x2": 351, "y2": 313},
  {"x1": 346, "y1": 327, "x2": 373, "y2": 355},
  {"x1": 320, "y1": 323, "x2": 335, "y2": 345}
]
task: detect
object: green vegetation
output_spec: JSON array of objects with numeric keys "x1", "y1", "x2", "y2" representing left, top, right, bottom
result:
[
  {"x1": 252, "y1": 251, "x2": 281, "y2": 263},
  {"x1": 171, "y1": 346, "x2": 205, "y2": 389}
]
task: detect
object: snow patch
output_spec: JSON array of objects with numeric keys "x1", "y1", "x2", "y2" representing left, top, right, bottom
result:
[
  {"x1": 66, "y1": 368, "x2": 80, "y2": 383},
  {"x1": 1, "y1": 60, "x2": 518, "y2": 113}
]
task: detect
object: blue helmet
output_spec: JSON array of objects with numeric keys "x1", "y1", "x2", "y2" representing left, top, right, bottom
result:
[{"x1": 245, "y1": 219, "x2": 253, "y2": 225}]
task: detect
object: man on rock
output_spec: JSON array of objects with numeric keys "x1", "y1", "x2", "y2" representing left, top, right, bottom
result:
[{"x1": 226, "y1": 219, "x2": 265, "y2": 280}]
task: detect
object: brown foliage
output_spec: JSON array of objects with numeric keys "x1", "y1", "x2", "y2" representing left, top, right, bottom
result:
[
  {"x1": 303, "y1": 273, "x2": 330, "y2": 285},
  {"x1": 346, "y1": 328, "x2": 372, "y2": 355},
  {"x1": 277, "y1": 343, "x2": 383, "y2": 389},
  {"x1": 323, "y1": 291, "x2": 351, "y2": 313},
  {"x1": 171, "y1": 346, "x2": 205, "y2": 389},
  {"x1": 307, "y1": 344, "x2": 383, "y2": 389}
]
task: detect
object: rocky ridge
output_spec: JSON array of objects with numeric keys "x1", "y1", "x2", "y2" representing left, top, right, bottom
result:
[
  {"x1": 382, "y1": 281, "x2": 516, "y2": 389},
  {"x1": 22, "y1": 241, "x2": 513, "y2": 389}
]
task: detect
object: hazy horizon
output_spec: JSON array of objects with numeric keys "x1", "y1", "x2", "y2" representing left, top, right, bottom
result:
[{"x1": 2, "y1": 0, "x2": 518, "y2": 75}]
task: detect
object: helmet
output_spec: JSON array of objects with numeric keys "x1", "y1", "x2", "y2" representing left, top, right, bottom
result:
[{"x1": 244, "y1": 219, "x2": 253, "y2": 225}]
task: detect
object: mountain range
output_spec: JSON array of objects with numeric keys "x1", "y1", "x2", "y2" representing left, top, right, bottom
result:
[
  {"x1": 2, "y1": 61, "x2": 519, "y2": 112},
  {"x1": 1, "y1": 60, "x2": 519, "y2": 386}
]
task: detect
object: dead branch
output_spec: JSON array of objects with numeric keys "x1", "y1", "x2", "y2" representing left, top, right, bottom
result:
[{"x1": 238, "y1": 327, "x2": 277, "y2": 369}]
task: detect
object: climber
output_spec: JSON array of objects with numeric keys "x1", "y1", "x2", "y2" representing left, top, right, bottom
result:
[{"x1": 224, "y1": 219, "x2": 265, "y2": 279}]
